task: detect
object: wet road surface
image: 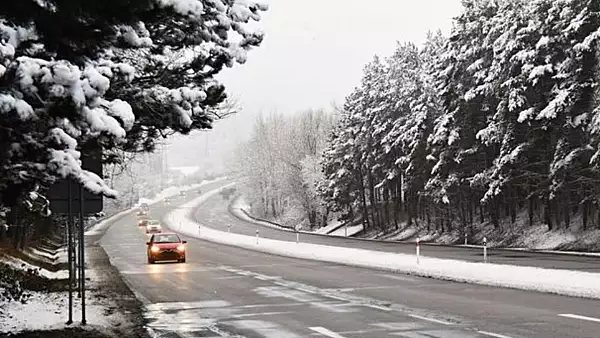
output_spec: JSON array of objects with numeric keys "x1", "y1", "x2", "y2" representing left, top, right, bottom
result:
[{"x1": 98, "y1": 182, "x2": 600, "y2": 338}]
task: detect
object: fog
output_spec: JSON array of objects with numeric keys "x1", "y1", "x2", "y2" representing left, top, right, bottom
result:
[{"x1": 165, "y1": 0, "x2": 464, "y2": 172}]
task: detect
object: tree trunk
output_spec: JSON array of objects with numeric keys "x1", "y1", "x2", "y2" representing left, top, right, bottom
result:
[
  {"x1": 545, "y1": 198, "x2": 553, "y2": 230},
  {"x1": 528, "y1": 197, "x2": 534, "y2": 227},
  {"x1": 582, "y1": 201, "x2": 588, "y2": 231}
]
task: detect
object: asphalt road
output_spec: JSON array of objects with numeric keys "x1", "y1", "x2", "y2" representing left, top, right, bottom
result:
[
  {"x1": 201, "y1": 197, "x2": 600, "y2": 272},
  {"x1": 97, "y1": 183, "x2": 600, "y2": 338}
]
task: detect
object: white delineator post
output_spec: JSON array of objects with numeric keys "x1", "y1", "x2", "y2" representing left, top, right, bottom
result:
[
  {"x1": 345, "y1": 224, "x2": 348, "y2": 237},
  {"x1": 416, "y1": 238, "x2": 421, "y2": 264},
  {"x1": 198, "y1": 223, "x2": 201, "y2": 236},
  {"x1": 296, "y1": 231, "x2": 299, "y2": 244},
  {"x1": 464, "y1": 232, "x2": 468, "y2": 245},
  {"x1": 227, "y1": 224, "x2": 231, "y2": 233},
  {"x1": 256, "y1": 229, "x2": 259, "y2": 244},
  {"x1": 483, "y1": 237, "x2": 488, "y2": 263}
]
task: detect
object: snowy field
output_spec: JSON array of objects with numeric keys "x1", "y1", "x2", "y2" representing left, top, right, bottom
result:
[
  {"x1": 0, "y1": 247, "x2": 114, "y2": 334},
  {"x1": 0, "y1": 291, "x2": 121, "y2": 333},
  {"x1": 165, "y1": 187, "x2": 600, "y2": 300}
]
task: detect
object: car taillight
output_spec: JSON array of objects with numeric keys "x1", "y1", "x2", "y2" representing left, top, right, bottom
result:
[
  {"x1": 151, "y1": 246, "x2": 160, "y2": 253},
  {"x1": 177, "y1": 244, "x2": 185, "y2": 252}
]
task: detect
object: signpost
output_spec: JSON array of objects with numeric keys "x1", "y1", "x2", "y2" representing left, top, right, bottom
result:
[{"x1": 49, "y1": 144, "x2": 103, "y2": 325}]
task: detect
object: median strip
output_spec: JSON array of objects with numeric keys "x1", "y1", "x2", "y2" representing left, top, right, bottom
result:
[{"x1": 164, "y1": 186, "x2": 600, "y2": 300}]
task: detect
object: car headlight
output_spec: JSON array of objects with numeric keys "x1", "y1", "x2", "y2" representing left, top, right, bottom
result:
[
  {"x1": 150, "y1": 246, "x2": 160, "y2": 253},
  {"x1": 177, "y1": 244, "x2": 185, "y2": 252}
]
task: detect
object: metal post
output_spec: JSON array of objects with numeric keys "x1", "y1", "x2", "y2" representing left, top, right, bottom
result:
[
  {"x1": 483, "y1": 237, "x2": 488, "y2": 263},
  {"x1": 79, "y1": 184, "x2": 86, "y2": 325},
  {"x1": 76, "y1": 233, "x2": 80, "y2": 298},
  {"x1": 66, "y1": 179, "x2": 73, "y2": 325},
  {"x1": 416, "y1": 237, "x2": 420, "y2": 265}
]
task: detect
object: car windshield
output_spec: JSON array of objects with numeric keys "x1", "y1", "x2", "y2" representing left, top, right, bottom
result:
[
  {"x1": 153, "y1": 234, "x2": 180, "y2": 243},
  {"x1": 148, "y1": 220, "x2": 160, "y2": 225}
]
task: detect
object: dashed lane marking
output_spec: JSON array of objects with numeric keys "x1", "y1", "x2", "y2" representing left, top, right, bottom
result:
[
  {"x1": 558, "y1": 313, "x2": 600, "y2": 323},
  {"x1": 309, "y1": 326, "x2": 349, "y2": 338},
  {"x1": 477, "y1": 330, "x2": 516, "y2": 338},
  {"x1": 408, "y1": 314, "x2": 454, "y2": 325}
]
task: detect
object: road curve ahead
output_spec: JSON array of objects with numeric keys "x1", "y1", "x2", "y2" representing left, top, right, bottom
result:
[
  {"x1": 99, "y1": 184, "x2": 600, "y2": 338},
  {"x1": 204, "y1": 195, "x2": 600, "y2": 272}
]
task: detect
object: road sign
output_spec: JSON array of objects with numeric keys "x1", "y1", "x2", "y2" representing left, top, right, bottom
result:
[{"x1": 49, "y1": 146, "x2": 103, "y2": 214}]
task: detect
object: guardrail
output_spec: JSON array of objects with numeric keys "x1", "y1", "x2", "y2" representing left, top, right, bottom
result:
[{"x1": 227, "y1": 194, "x2": 600, "y2": 258}]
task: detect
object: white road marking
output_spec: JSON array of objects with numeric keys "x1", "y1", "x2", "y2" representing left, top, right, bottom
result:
[
  {"x1": 559, "y1": 313, "x2": 600, "y2": 323},
  {"x1": 309, "y1": 326, "x2": 349, "y2": 338},
  {"x1": 229, "y1": 311, "x2": 294, "y2": 318},
  {"x1": 371, "y1": 322, "x2": 427, "y2": 330},
  {"x1": 234, "y1": 302, "x2": 304, "y2": 309},
  {"x1": 477, "y1": 330, "x2": 515, "y2": 338},
  {"x1": 365, "y1": 303, "x2": 393, "y2": 311},
  {"x1": 408, "y1": 314, "x2": 453, "y2": 325}
]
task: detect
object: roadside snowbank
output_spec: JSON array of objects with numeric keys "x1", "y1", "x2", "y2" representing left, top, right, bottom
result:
[
  {"x1": 0, "y1": 255, "x2": 68, "y2": 279},
  {"x1": 165, "y1": 188, "x2": 600, "y2": 299},
  {"x1": 0, "y1": 291, "x2": 115, "y2": 333},
  {"x1": 85, "y1": 176, "x2": 227, "y2": 236},
  {"x1": 314, "y1": 220, "x2": 343, "y2": 234},
  {"x1": 328, "y1": 224, "x2": 364, "y2": 237},
  {"x1": 29, "y1": 247, "x2": 67, "y2": 264}
]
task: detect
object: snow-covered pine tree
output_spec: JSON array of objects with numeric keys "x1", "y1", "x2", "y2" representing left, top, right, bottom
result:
[{"x1": 0, "y1": 0, "x2": 267, "y2": 214}]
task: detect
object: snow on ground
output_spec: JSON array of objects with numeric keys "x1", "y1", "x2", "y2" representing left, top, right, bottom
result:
[
  {"x1": 230, "y1": 195, "x2": 294, "y2": 231},
  {"x1": 314, "y1": 220, "x2": 343, "y2": 234},
  {"x1": 0, "y1": 255, "x2": 69, "y2": 279},
  {"x1": 328, "y1": 224, "x2": 364, "y2": 237},
  {"x1": 512, "y1": 225, "x2": 577, "y2": 249},
  {"x1": 0, "y1": 291, "x2": 121, "y2": 334},
  {"x1": 165, "y1": 187, "x2": 600, "y2": 300},
  {"x1": 85, "y1": 176, "x2": 227, "y2": 236},
  {"x1": 28, "y1": 247, "x2": 68, "y2": 265}
]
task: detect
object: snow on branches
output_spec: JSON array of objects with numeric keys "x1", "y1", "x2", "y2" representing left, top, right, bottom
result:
[
  {"x1": 0, "y1": 0, "x2": 267, "y2": 211},
  {"x1": 319, "y1": 0, "x2": 600, "y2": 231}
]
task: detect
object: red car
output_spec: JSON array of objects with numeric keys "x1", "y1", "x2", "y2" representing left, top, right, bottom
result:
[{"x1": 146, "y1": 233, "x2": 187, "y2": 264}]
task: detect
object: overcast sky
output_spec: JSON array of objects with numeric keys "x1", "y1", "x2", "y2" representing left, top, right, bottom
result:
[{"x1": 168, "y1": 0, "x2": 464, "y2": 168}]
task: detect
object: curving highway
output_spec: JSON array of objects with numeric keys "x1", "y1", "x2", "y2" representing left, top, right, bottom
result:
[{"x1": 97, "y1": 181, "x2": 600, "y2": 338}]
